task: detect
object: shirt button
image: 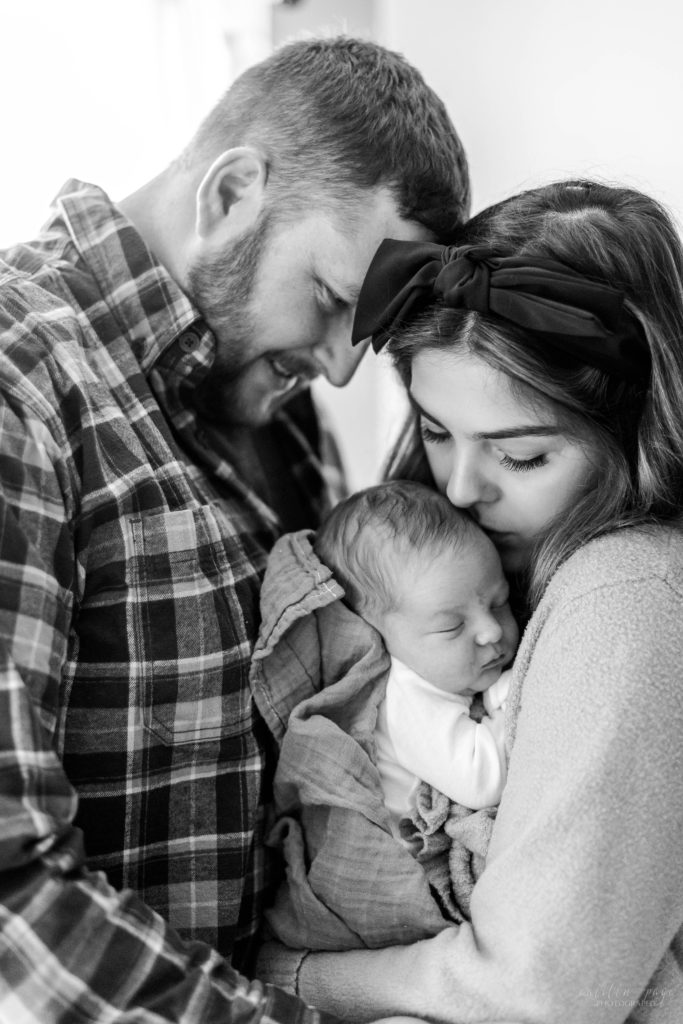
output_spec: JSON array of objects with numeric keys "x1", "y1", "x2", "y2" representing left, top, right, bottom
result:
[{"x1": 179, "y1": 331, "x2": 200, "y2": 353}]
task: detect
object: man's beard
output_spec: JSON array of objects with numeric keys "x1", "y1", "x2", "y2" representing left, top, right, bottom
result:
[{"x1": 186, "y1": 211, "x2": 270, "y2": 425}]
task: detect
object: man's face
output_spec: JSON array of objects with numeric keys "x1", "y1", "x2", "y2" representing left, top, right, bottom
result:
[{"x1": 187, "y1": 187, "x2": 430, "y2": 426}]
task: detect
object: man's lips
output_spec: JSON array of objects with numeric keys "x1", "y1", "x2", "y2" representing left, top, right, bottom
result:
[
  {"x1": 266, "y1": 355, "x2": 317, "y2": 394},
  {"x1": 269, "y1": 354, "x2": 318, "y2": 380}
]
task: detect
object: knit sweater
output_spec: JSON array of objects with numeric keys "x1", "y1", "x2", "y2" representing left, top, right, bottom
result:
[{"x1": 263, "y1": 524, "x2": 683, "y2": 1024}]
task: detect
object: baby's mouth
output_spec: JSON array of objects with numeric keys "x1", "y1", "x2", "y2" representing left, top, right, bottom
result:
[{"x1": 482, "y1": 651, "x2": 507, "y2": 672}]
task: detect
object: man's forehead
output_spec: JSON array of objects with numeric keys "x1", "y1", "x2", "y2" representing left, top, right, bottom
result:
[
  {"x1": 311, "y1": 203, "x2": 431, "y2": 295},
  {"x1": 322, "y1": 184, "x2": 432, "y2": 240}
]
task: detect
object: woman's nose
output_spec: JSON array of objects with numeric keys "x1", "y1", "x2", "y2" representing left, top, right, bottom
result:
[{"x1": 445, "y1": 453, "x2": 493, "y2": 509}]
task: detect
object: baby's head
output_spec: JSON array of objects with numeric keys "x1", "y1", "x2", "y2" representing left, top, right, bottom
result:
[{"x1": 314, "y1": 481, "x2": 518, "y2": 696}]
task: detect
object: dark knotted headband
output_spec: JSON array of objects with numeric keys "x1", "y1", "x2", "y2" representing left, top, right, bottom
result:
[{"x1": 351, "y1": 239, "x2": 650, "y2": 382}]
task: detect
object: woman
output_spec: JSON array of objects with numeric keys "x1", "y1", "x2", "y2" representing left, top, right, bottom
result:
[{"x1": 260, "y1": 181, "x2": 683, "y2": 1023}]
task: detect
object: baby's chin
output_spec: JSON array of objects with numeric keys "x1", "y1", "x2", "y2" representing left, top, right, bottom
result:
[
  {"x1": 457, "y1": 681, "x2": 488, "y2": 699},
  {"x1": 460, "y1": 668, "x2": 505, "y2": 697}
]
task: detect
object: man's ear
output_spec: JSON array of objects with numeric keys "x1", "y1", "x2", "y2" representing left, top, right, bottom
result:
[{"x1": 195, "y1": 147, "x2": 267, "y2": 241}]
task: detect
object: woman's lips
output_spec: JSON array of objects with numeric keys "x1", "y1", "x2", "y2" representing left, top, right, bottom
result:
[{"x1": 481, "y1": 526, "x2": 515, "y2": 545}]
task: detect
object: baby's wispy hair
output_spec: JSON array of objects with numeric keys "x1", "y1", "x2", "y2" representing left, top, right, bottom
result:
[{"x1": 314, "y1": 480, "x2": 480, "y2": 618}]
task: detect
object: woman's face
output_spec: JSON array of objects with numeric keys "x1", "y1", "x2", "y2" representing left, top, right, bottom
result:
[{"x1": 410, "y1": 349, "x2": 601, "y2": 573}]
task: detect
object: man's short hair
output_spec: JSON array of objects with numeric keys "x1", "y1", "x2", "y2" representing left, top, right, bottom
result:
[
  {"x1": 314, "y1": 480, "x2": 480, "y2": 618},
  {"x1": 186, "y1": 35, "x2": 470, "y2": 236}
]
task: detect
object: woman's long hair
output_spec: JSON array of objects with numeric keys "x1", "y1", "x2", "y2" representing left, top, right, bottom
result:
[{"x1": 387, "y1": 180, "x2": 683, "y2": 610}]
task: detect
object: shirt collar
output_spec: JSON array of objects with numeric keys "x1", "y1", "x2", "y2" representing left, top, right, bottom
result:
[{"x1": 48, "y1": 178, "x2": 215, "y2": 383}]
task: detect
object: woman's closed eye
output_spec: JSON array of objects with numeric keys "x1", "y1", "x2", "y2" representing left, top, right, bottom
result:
[
  {"x1": 419, "y1": 409, "x2": 551, "y2": 472},
  {"x1": 499, "y1": 452, "x2": 548, "y2": 472},
  {"x1": 420, "y1": 423, "x2": 450, "y2": 445}
]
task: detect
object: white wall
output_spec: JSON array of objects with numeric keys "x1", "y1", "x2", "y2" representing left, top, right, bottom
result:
[
  {"x1": 378, "y1": 0, "x2": 683, "y2": 219},
  {"x1": 0, "y1": 0, "x2": 271, "y2": 245}
]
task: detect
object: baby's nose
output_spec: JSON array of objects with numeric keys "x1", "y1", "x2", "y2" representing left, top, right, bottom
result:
[{"x1": 474, "y1": 613, "x2": 504, "y2": 647}]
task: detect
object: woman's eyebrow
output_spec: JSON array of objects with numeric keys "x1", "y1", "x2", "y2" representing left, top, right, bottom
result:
[
  {"x1": 476, "y1": 426, "x2": 562, "y2": 440},
  {"x1": 408, "y1": 395, "x2": 561, "y2": 439}
]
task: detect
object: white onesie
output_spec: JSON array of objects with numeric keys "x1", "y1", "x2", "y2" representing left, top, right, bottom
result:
[{"x1": 374, "y1": 656, "x2": 509, "y2": 832}]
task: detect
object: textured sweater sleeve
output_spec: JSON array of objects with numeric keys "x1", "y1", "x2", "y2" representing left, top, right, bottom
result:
[{"x1": 294, "y1": 537, "x2": 683, "y2": 1024}]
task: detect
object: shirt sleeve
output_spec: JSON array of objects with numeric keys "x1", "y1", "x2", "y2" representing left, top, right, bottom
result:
[
  {"x1": 290, "y1": 563, "x2": 683, "y2": 1024},
  {"x1": 385, "y1": 670, "x2": 507, "y2": 810},
  {"x1": 0, "y1": 402, "x2": 338, "y2": 1024}
]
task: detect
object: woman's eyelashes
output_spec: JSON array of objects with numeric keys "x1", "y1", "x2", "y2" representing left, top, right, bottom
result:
[
  {"x1": 420, "y1": 423, "x2": 449, "y2": 445},
  {"x1": 420, "y1": 421, "x2": 549, "y2": 473},
  {"x1": 498, "y1": 453, "x2": 548, "y2": 472}
]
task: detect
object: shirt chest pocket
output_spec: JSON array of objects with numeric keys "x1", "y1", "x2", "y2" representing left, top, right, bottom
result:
[{"x1": 125, "y1": 504, "x2": 258, "y2": 756}]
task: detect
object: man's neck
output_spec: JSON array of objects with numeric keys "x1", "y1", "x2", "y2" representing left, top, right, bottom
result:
[{"x1": 119, "y1": 170, "x2": 192, "y2": 286}]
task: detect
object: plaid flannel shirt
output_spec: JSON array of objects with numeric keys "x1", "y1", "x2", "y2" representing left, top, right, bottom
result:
[{"x1": 0, "y1": 181, "x2": 340, "y2": 1023}]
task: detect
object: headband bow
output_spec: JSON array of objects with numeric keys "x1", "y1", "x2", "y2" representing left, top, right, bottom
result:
[{"x1": 351, "y1": 239, "x2": 650, "y2": 382}]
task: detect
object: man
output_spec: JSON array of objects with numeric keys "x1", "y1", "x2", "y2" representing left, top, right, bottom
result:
[{"x1": 0, "y1": 35, "x2": 469, "y2": 1023}]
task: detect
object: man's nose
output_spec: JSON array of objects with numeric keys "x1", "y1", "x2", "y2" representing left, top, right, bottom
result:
[{"x1": 313, "y1": 325, "x2": 370, "y2": 387}]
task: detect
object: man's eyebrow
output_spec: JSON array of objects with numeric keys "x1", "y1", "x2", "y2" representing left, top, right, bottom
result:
[
  {"x1": 408, "y1": 394, "x2": 561, "y2": 440},
  {"x1": 318, "y1": 273, "x2": 361, "y2": 306},
  {"x1": 338, "y1": 282, "x2": 361, "y2": 305}
]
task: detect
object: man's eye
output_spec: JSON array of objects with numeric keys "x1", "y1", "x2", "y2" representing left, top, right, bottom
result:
[{"x1": 319, "y1": 283, "x2": 347, "y2": 311}]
